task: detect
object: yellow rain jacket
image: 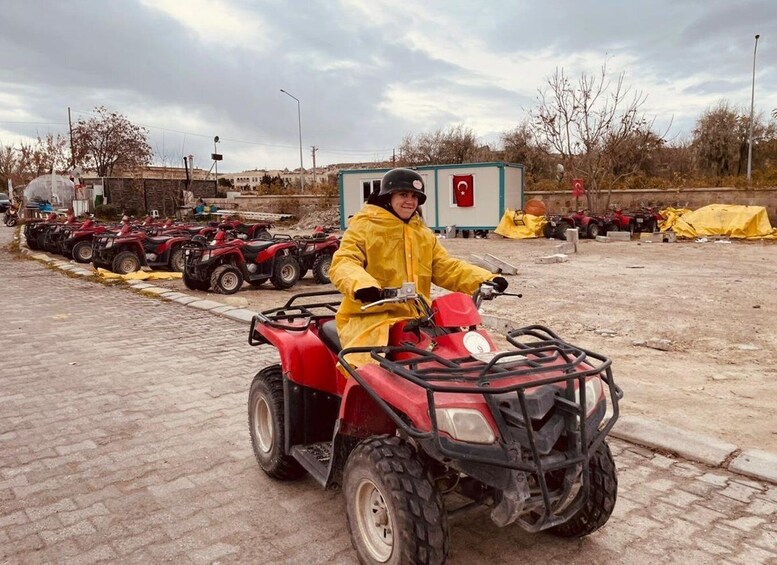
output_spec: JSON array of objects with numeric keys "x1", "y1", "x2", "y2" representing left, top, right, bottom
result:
[{"x1": 330, "y1": 204, "x2": 497, "y2": 368}]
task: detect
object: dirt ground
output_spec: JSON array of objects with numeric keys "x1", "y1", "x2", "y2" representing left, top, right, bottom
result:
[{"x1": 150, "y1": 232, "x2": 777, "y2": 454}]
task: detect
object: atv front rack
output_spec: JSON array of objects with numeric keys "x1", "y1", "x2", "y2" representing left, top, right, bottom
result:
[{"x1": 338, "y1": 324, "x2": 623, "y2": 532}]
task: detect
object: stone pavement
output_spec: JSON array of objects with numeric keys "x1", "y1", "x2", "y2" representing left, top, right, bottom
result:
[{"x1": 1, "y1": 228, "x2": 776, "y2": 564}]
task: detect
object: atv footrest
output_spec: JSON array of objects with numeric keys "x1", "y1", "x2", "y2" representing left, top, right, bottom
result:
[{"x1": 291, "y1": 442, "x2": 332, "y2": 486}]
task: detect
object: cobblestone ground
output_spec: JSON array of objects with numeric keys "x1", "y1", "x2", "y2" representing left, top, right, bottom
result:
[{"x1": 1, "y1": 228, "x2": 776, "y2": 564}]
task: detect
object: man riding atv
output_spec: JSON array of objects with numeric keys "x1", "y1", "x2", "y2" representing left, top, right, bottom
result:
[{"x1": 329, "y1": 167, "x2": 508, "y2": 369}]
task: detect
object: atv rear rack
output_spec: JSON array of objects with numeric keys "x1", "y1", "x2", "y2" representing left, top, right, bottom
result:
[{"x1": 249, "y1": 290, "x2": 343, "y2": 341}]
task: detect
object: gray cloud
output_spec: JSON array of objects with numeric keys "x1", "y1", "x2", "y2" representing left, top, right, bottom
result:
[{"x1": 0, "y1": 0, "x2": 775, "y2": 172}]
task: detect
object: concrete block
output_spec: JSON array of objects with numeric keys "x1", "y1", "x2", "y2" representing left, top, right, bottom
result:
[
  {"x1": 640, "y1": 232, "x2": 655, "y2": 241},
  {"x1": 555, "y1": 242, "x2": 575, "y2": 254},
  {"x1": 565, "y1": 228, "x2": 579, "y2": 252},
  {"x1": 729, "y1": 449, "x2": 777, "y2": 484},
  {"x1": 470, "y1": 255, "x2": 501, "y2": 273},
  {"x1": 484, "y1": 253, "x2": 518, "y2": 274},
  {"x1": 534, "y1": 254, "x2": 568, "y2": 264},
  {"x1": 653, "y1": 231, "x2": 678, "y2": 243},
  {"x1": 612, "y1": 415, "x2": 737, "y2": 466},
  {"x1": 607, "y1": 231, "x2": 632, "y2": 242},
  {"x1": 595, "y1": 236, "x2": 609, "y2": 243}
]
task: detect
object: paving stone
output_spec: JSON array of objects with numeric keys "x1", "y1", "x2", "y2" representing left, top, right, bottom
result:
[{"x1": 3, "y1": 230, "x2": 776, "y2": 564}]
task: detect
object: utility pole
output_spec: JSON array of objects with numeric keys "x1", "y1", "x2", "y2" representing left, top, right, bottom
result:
[
  {"x1": 311, "y1": 146, "x2": 318, "y2": 188},
  {"x1": 68, "y1": 107, "x2": 76, "y2": 169},
  {"x1": 747, "y1": 33, "x2": 760, "y2": 184},
  {"x1": 392, "y1": 149, "x2": 396, "y2": 167}
]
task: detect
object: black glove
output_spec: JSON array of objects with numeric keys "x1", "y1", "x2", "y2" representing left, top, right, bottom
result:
[
  {"x1": 355, "y1": 286, "x2": 382, "y2": 304},
  {"x1": 487, "y1": 276, "x2": 508, "y2": 292}
]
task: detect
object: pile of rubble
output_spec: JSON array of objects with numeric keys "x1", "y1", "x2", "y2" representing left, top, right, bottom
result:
[{"x1": 294, "y1": 206, "x2": 341, "y2": 230}]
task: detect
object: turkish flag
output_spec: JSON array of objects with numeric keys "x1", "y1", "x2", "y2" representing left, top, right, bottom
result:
[
  {"x1": 453, "y1": 175, "x2": 474, "y2": 207},
  {"x1": 572, "y1": 178, "x2": 585, "y2": 198}
]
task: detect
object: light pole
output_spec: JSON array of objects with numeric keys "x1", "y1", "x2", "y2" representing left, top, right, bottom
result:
[
  {"x1": 280, "y1": 89, "x2": 305, "y2": 193},
  {"x1": 747, "y1": 34, "x2": 760, "y2": 183}
]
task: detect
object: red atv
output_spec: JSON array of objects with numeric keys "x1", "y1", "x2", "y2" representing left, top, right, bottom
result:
[
  {"x1": 606, "y1": 209, "x2": 634, "y2": 234},
  {"x1": 181, "y1": 233, "x2": 301, "y2": 294},
  {"x1": 629, "y1": 207, "x2": 662, "y2": 233},
  {"x1": 294, "y1": 227, "x2": 340, "y2": 284},
  {"x1": 247, "y1": 283, "x2": 622, "y2": 563},
  {"x1": 91, "y1": 224, "x2": 191, "y2": 274},
  {"x1": 544, "y1": 210, "x2": 606, "y2": 240},
  {"x1": 60, "y1": 217, "x2": 110, "y2": 263}
]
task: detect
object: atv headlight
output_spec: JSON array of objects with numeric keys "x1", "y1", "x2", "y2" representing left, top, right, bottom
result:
[
  {"x1": 435, "y1": 408, "x2": 496, "y2": 445},
  {"x1": 104, "y1": 239, "x2": 113, "y2": 248},
  {"x1": 574, "y1": 377, "x2": 604, "y2": 416}
]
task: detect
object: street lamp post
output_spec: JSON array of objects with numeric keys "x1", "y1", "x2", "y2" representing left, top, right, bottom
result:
[
  {"x1": 747, "y1": 34, "x2": 760, "y2": 183},
  {"x1": 280, "y1": 89, "x2": 305, "y2": 193}
]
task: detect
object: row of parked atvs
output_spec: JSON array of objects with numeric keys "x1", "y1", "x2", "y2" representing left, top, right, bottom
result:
[
  {"x1": 544, "y1": 208, "x2": 663, "y2": 240},
  {"x1": 22, "y1": 213, "x2": 340, "y2": 294}
]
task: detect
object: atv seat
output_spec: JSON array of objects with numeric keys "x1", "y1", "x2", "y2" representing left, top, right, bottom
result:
[
  {"x1": 319, "y1": 320, "x2": 342, "y2": 353},
  {"x1": 147, "y1": 236, "x2": 172, "y2": 245},
  {"x1": 242, "y1": 240, "x2": 275, "y2": 262}
]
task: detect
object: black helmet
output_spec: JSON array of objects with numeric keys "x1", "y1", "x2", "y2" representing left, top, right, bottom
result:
[{"x1": 376, "y1": 168, "x2": 426, "y2": 205}]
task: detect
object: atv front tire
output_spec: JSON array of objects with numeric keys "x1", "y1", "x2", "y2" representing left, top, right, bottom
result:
[
  {"x1": 312, "y1": 253, "x2": 332, "y2": 284},
  {"x1": 211, "y1": 264, "x2": 243, "y2": 294},
  {"x1": 183, "y1": 271, "x2": 210, "y2": 291},
  {"x1": 112, "y1": 251, "x2": 141, "y2": 274},
  {"x1": 549, "y1": 440, "x2": 617, "y2": 538},
  {"x1": 587, "y1": 223, "x2": 601, "y2": 239},
  {"x1": 270, "y1": 255, "x2": 301, "y2": 290},
  {"x1": 248, "y1": 365, "x2": 304, "y2": 480},
  {"x1": 72, "y1": 240, "x2": 93, "y2": 263},
  {"x1": 344, "y1": 436, "x2": 449, "y2": 565}
]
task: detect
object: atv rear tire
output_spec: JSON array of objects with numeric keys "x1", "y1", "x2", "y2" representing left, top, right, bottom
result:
[
  {"x1": 549, "y1": 441, "x2": 617, "y2": 538},
  {"x1": 312, "y1": 253, "x2": 332, "y2": 284},
  {"x1": 112, "y1": 251, "x2": 141, "y2": 274},
  {"x1": 248, "y1": 365, "x2": 304, "y2": 480},
  {"x1": 605, "y1": 223, "x2": 619, "y2": 234},
  {"x1": 183, "y1": 271, "x2": 210, "y2": 291},
  {"x1": 72, "y1": 240, "x2": 93, "y2": 263},
  {"x1": 270, "y1": 255, "x2": 301, "y2": 290},
  {"x1": 587, "y1": 223, "x2": 601, "y2": 239},
  {"x1": 169, "y1": 247, "x2": 185, "y2": 272},
  {"x1": 344, "y1": 436, "x2": 449, "y2": 565},
  {"x1": 211, "y1": 264, "x2": 243, "y2": 294},
  {"x1": 542, "y1": 223, "x2": 555, "y2": 239}
]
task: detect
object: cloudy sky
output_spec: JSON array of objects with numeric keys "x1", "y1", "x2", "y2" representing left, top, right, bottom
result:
[{"x1": 1, "y1": 0, "x2": 775, "y2": 174}]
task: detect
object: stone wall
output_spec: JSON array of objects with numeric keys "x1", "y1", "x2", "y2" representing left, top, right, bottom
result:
[
  {"x1": 527, "y1": 187, "x2": 777, "y2": 222},
  {"x1": 205, "y1": 195, "x2": 338, "y2": 218},
  {"x1": 83, "y1": 177, "x2": 216, "y2": 217}
]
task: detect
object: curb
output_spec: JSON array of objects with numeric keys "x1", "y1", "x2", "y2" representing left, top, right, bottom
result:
[{"x1": 17, "y1": 234, "x2": 777, "y2": 485}]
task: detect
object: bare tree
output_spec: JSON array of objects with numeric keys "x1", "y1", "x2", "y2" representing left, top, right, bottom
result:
[
  {"x1": 398, "y1": 125, "x2": 480, "y2": 166},
  {"x1": 72, "y1": 106, "x2": 153, "y2": 176},
  {"x1": 530, "y1": 61, "x2": 661, "y2": 210},
  {"x1": 501, "y1": 120, "x2": 555, "y2": 182}
]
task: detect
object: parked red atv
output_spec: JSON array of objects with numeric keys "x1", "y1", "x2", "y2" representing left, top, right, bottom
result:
[
  {"x1": 629, "y1": 207, "x2": 662, "y2": 233},
  {"x1": 60, "y1": 218, "x2": 110, "y2": 263},
  {"x1": 544, "y1": 211, "x2": 606, "y2": 239},
  {"x1": 247, "y1": 283, "x2": 622, "y2": 563},
  {"x1": 91, "y1": 225, "x2": 191, "y2": 274},
  {"x1": 606, "y1": 209, "x2": 634, "y2": 234},
  {"x1": 294, "y1": 227, "x2": 340, "y2": 284},
  {"x1": 181, "y1": 233, "x2": 301, "y2": 294}
]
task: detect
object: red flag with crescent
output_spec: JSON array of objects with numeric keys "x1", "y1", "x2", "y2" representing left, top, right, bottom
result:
[
  {"x1": 572, "y1": 178, "x2": 585, "y2": 198},
  {"x1": 453, "y1": 174, "x2": 474, "y2": 207}
]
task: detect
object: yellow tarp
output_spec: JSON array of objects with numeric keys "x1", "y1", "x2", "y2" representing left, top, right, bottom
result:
[
  {"x1": 669, "y1": 204, "x2": 777, "y2": 239},
  {"x1": 658, "y1": 207, "x2": 692, "y2": 232},
  {"x1": 494, "y1": 209, "x2": 546, "y2": 239},
  {"x1": 96, "y1": 268, "x2": 183, "y2": 280}
]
